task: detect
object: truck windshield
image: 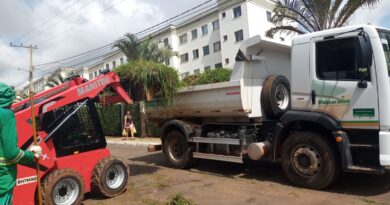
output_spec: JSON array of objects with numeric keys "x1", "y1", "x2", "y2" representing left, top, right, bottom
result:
[{"x1": 378, "y1": 30, "x2": 390, "y2": 76}]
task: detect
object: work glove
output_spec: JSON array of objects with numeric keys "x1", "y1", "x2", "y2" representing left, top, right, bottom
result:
[{"x1": 29, "y1": 145, "x2": 42, "y2": 158}]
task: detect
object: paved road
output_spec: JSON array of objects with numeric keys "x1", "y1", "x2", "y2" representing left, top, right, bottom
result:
[{"x1": 84, "y1": 144, "x2": 390, "y2": 205}]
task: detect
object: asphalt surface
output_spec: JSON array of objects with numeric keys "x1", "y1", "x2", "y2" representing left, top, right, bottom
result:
[{"x1": 83, "y1": 144, "x2": 390, "y2": 205}]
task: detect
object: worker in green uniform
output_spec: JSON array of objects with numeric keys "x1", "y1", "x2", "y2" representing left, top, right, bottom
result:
[{"x1": 0, "y1": 82, "x2": 42, "y2": 204}]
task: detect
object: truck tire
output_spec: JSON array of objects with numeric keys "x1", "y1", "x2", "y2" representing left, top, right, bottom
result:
[
  {"x1": 92, "y1": 157, "x2": 129, "y2": 198},
  {"x1": 281, "y1": 131, "x2": 340, "y2": 189},
  {"x1": 42, "y1": 169, "x2": 85, "y2": 205},
  {"x1": 164, "y1": 131, "x2": 194, "y2": 169},
  {"x1": 261, "y1": 75, "x2": 291, "y2": 119}
]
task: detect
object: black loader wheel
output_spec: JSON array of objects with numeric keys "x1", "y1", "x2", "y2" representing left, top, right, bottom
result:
[
  {"x1": 261, "y1": 75, "x2": 291, "y2": 119},
  {"x1": 281, "y1": 131, "x2": 340, "y2": 189},
  {"x1": 42, "y1": 169, "x2": 85, "y2": 205},
  {"x1": 163, "y1": 131, "x2": 195, "y2": 169},
  {"x1": 92, "y1": 157, "x2": 129, "y2": 198}
]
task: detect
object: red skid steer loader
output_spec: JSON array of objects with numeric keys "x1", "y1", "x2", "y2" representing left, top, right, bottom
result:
[{"x1": 10, "y1": 70, "x2": 132, "y2": 205}]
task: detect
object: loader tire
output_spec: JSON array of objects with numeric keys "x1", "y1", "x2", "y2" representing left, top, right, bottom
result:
[
  {"x1": 92, "y1": 157, "x2": 129, "y2": 198},
  {"x1": 261, "y1": 75, "x2": 291, "y2": 119},
  {"x1": 42, "y1": 169, "x2": 85, "y2": 205},
  {"x1": 164, "y1": 131, "x2": 195, "y2": 169},
  {"x1": 281, "y1": 131, "x2": 340, "y2": 189}
]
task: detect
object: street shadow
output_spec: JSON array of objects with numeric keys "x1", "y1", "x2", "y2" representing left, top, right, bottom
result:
[
  {"x1": 328, "y1": 172, "x2": 390, "y2": 196},
  {"x1": 129, "y1": 163, "x2": 160, "y2": 176},
  {"x1": 131, "y1": 152, "x2": 390, "y2": 197},
  {"x1": 129, "y1": 151, "x2": 169, "y2": 167}
]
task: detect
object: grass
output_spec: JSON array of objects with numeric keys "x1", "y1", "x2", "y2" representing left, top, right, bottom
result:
[
  {"x1": 167, "y1": 193, "x2": 195, "y2": 205},
  {"x1": 361, "y1": 198, "x2": 388, "y2": 205}
]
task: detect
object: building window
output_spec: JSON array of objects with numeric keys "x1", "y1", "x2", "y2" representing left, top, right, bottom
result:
[
  {"x1": 194, "y1": 69, "x2": 200, "y2": 74},
  {"x1": 222, "y1": 12, "x2": 226, "y2": 18},
  {"x1": 193, "y1": 49, "x2": 199, "y2": 59},
  {"x1": 120, "y1": 57, "x2": 124, "y2": 65},
  {"x1": 191, "y1": 29, "x2": 198, "y2": 40},
  {"x1": 112, "y1": 61, "x2": 116, "y2": 68},
  {"x1": 280, "y1": 37, "x2": 285, "y2": 41},
  {"x1": 267, "y1": 11, "x2": 272, "y2": 22},
  {"x1": 179, "y1": 34, "x2": 188, "y2": 44},
  {"x1": 89, "y1": 73, "x2": 93, "y2": 79},
  {"x1": 215, "y1": 63, "x2": 223, "y2": 68},
  {"x1": 201, "y1": 24, "x2": 208, "y2": 35},
  {"x1": 203, "y1": 45, "x2": 210, "y2": 56},
  {"x1": 212, "y1": 20, "x2": 219, "y2": 30},
  {"x1": 233, "y1": 6, "x2": 242, "y2": 18},
  {"x1": 223, "y1": 35, "x2": 228, "y2": 41},
  {"x1": 213, "y1": 41, "x2": 221, "y2": 52},
  {"x1": 235, "y1": 29, "x2": 244, "y2": 42},
  {"x1": 204, "y1": 66, "x2": 211, "y2": 71},
  {"x1": 225, "y1": 58, "x2": 229, "y2": 64},
  {"x1": 105, "y1": 64, "x2": 109, "y2": 69},
  {"x1": 316, "y1": 37, "x2": 369, "y2": 81},
  {"x1": 180, "y1": 53, "x2": 189, "y2": 63},
  {"x1": 163, "y1": 38, "x2": 169, "y2": 47}
]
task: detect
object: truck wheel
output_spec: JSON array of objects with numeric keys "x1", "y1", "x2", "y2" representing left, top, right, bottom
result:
[
  {"x1": 164, "y1": 131, "x2": 194, "y2": 169},
  {"x1": 281, "y1": 132, "x2": 340, "y2": 189},
  {"x1": 42, "y1": 169, "x2": 85, "y2": 205},
  {"x1": 261, "y1": 75, "x2": 290, "y2": 119},
  {"x1": 92, "y1": 157, "x2": 129, "y2": 198}
]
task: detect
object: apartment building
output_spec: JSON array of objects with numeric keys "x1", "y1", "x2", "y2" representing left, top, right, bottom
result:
[{"x1": 96, "y1": 0, "x2": 284, "y2": 78}]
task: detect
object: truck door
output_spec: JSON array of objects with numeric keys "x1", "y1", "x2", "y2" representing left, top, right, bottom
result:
[{"x1": 310, "y1": 34, "x2": 379, "y2": 129}]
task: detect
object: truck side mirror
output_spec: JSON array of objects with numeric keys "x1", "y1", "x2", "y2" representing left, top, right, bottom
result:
[{"x1": 355, "y1": 35, "x2": 373, "y2": 69}]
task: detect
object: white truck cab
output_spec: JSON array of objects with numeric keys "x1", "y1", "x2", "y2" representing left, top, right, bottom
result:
[
  {"x1": 147, "y1": 25, "x2": 390, "y2": 189},
  {"x1": 290, "y1": 25, "x2": 390, "y2": 167}
]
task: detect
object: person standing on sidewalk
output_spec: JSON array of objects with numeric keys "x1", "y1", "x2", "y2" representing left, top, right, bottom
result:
[
  {"x1": 124, "y1": 111, "x2": 135, "y2": 140},
  {"x1": 0, "y1": 82, "x2": 42, "y2": 204}
]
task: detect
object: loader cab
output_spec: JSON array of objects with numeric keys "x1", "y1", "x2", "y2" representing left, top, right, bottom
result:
[{"x1": 38, "y1": 98, "x2": 106, "y2": 157}]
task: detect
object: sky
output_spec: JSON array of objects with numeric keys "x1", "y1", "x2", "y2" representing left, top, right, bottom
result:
[{"x1": 0, "y1": 0, "x2": 389, "y2": 89}]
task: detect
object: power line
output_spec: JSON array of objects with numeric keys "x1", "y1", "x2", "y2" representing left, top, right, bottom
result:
[
  {"x1": 36, "y1": 0, "x2": 128, "y2": 48},
  {"x1": 25, "y1": 0, "x2": 97, "y2": 44},
  {"x1": 34, "y1": 42, "x2": 114, "y2": 67},
  {"x1": 33, "y1": 0, "x2": 215, "y2": 68},
  {"x1": 11, "y1": 0, "x2": 81, "y2": 44}
]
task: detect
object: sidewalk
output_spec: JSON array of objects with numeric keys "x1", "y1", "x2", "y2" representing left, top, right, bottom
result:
[{"x1": 105, "y1": 136, "x2": 161, "y2": 147}]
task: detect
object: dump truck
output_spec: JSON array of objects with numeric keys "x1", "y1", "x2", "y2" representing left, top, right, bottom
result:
[
  {"x1": 11, "y1": 70, "x2": 132, "y2": 204},
  {"x1": 147, "y1": 24, "x2": 390, "y2": 189}
]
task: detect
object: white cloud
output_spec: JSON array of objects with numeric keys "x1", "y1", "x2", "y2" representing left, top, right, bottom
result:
[{"x1": 349, "y1": 1, "x2": 390, "y2": 27}]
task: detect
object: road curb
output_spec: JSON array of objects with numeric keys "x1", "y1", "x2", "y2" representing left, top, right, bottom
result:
[{"x1": 106, "y1": 140, "x2": 161, "y2": 147}]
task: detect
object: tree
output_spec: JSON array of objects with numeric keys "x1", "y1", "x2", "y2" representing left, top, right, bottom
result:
[
  {"x1": 266, "y1": 0, "x2": 381, "y2": 37},
  {"x1": 112, "y1": 33, "x2": 177, "y2": 63},
  {"x1": 113, "y1": 33, "x2": 178, "y2": 138}
]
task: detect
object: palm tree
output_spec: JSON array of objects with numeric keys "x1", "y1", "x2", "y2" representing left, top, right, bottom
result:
[
  {"x1": 112, "y1": 33, "x2": 177, "y2": 63},
  {"x1": 113, "y1": 33, "x2": 178, "y2": 138},
  {"x1": 266, "y1": 0, "x2": 381, "y2": 37}
]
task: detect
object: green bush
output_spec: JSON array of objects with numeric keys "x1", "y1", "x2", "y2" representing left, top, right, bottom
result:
[
  {"x1": 182, "y1": 68, "x2": 232, "y2": 86},
  {"x1": 97, "y1": 104, "x2": 122, "y2": 136}
]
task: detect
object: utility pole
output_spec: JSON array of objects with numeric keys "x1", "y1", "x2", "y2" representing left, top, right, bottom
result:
[{"x1": 9, "y1": 43, "x2": 42, "y2": 205}]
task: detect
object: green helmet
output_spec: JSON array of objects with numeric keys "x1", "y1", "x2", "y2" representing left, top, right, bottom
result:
[{"x1": 0, "y1": 82, "x2": 16, "y2": 108}]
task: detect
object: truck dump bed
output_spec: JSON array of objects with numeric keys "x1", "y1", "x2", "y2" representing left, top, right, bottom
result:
[{"x1": 147, "y1": 80, "x2": 244, "y2": 119}]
